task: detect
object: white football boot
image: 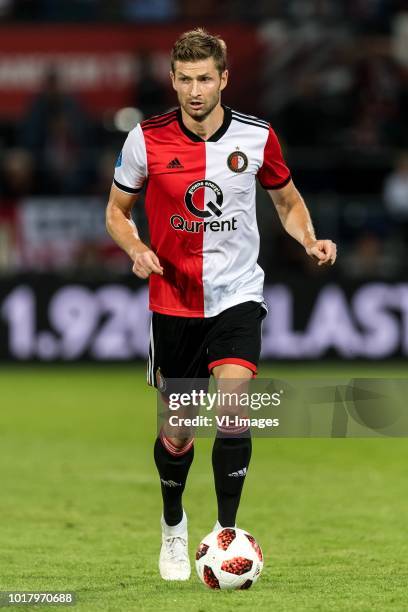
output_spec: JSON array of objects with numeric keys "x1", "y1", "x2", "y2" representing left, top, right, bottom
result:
[
  {"x1": 213, "y1": 520, "x2": 236, "y2": 531},
  {"x1": 159, "y1": 510, "x2": 190, "y2": 580}
]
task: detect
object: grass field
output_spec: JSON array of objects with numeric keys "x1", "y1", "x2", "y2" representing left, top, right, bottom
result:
[{"x1": 0, "y1": 363, "x2": 407, "y2": 611}]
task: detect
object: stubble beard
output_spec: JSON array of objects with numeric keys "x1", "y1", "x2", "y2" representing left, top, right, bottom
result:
[{"x1": 181, "y1": 91, "x2": 220, "y2": 123}]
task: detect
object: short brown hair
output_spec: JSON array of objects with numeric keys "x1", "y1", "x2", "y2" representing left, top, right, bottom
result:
[{"x1": 171, "y1": 28, "x2": 227, "y2": 74}]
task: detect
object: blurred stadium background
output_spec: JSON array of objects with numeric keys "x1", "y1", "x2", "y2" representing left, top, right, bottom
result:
[
  {"x1": 0, "y1": 0, "x2": 407, "y2": 362},
  {"x1": 1, "y1": 3, "x2": 408, "y2": 611}
]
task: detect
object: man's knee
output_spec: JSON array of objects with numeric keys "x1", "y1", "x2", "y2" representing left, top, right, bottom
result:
[{"x1": 212, "y1": 364, "x2": 254, "y2": 380}]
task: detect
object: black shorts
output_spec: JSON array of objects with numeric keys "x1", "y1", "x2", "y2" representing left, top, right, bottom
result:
[{"x1": 147, "y1": 300, "x2": 267, "y2": 389}]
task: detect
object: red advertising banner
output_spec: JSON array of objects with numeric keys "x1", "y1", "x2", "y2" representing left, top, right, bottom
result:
[{"x1": 0, "y1": 25, "x2": 261, "y2": 118}]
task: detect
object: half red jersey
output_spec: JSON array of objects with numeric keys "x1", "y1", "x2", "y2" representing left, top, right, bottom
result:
[{"x1": 114, "y1": 106, "x2": 291, "y2": 317}]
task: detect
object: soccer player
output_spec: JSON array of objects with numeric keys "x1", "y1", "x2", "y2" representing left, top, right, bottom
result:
[{"x1": 106, "y1": 28, "x2": 337, "y2": 581}]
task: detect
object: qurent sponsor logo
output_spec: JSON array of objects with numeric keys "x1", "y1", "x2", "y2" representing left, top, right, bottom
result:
[
  {"x1": 170, "y1": 214, "x2": 238, "y2": 233},
  {"x1": 171, "y1": 179, "x2": 239, "y2": 233}
]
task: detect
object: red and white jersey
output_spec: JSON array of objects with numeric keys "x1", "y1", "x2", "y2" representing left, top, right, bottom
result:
[{"x1": 114, "y1": 106, "x2": 291, "y2": 317}]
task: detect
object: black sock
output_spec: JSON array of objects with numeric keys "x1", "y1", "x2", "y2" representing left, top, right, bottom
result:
[
  {"x1": 212, "y1": 432, "x2": 252, "y2": 527},
  {"x1": 154, "y1": 435, "x2": 194, "y2": 526}
]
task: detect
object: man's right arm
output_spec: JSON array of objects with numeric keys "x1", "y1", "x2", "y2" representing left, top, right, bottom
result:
[{"x1": 106, "y1": 183, "x2": 163, "y2": 279}]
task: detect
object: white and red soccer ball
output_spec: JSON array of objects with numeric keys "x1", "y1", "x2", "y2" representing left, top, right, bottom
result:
[{"x1": 195, "y1": 527, "x2": 263, "y2": 590}]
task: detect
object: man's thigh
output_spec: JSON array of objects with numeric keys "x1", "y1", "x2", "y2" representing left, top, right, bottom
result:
[
  {"x1": 207, "y1": 301, "x2": 267, "y2": 376},
  {"x1": 147, "y1": 313, "x2": 209, "y2": 390}
]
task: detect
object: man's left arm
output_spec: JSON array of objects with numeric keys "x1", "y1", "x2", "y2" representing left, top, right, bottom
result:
[{"x1": 267, "y1": 179, "x2": 337, "y2": 266}]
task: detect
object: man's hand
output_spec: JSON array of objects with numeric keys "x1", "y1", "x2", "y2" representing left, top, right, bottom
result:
[
  {"x1": 304, "y1": 239, "x2": 337, "y2": 266},
  {"x1": 132, "y1": 246, "x2": 164, "y2": 279},
  {"x1": 106, "y1": 185, "x2": 164, "y2": 279},
  {"x1": 268, "y1": 182, "x2": 337, "y2": 267}
]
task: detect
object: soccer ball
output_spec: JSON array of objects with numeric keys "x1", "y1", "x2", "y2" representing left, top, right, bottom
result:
[{"x1": 195, "y1": 527, "x2": 263, "y2": 590}]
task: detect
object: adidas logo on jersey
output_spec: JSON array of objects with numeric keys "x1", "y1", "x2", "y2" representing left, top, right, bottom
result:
[
  {"x1": 167, "y1": 158, "x2": 184, "y2": 169},
  {"x1": 228, "y1": 467, "x2": 247, "y2": 477},
  {"x1": 160, "y1": 478, "x2": 182, "y2": 487}
]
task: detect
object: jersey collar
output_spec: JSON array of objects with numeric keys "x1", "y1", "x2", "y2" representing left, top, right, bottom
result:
[{"x1": 176, "y1": 105, "x2": 232, "y2": 143}]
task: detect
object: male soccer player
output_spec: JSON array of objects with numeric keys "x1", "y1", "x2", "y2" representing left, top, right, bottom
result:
[{"x1": 106, "y1": 28, "x2": 337, "y2": 581}]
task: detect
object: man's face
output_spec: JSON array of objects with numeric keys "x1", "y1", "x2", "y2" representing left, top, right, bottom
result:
[{"x1": 170, "y1": 57, "x2": 228, "y2": 121}]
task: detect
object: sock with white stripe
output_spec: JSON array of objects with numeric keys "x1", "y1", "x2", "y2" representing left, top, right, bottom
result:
[
  {"x1": 154, "y1": 433, "x2": 194, "y2": 526},
  {"x1": 212, "y1": 430, "x2": 252, "y2": 527}
]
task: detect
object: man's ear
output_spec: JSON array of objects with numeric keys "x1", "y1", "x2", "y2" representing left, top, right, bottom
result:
[
  {"x1": 220, "y1": 69, "x2": 229, "y2": 92},
  {"x1": 170, "y1": 71, "x2": 176, "y2": 91}
]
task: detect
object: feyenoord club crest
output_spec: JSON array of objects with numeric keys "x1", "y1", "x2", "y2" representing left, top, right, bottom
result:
[
  {"x1": 156, "y1": 367, "x2": 166, "y2": 392},
  {"x1": 227, "y1": 149, "x2": 248, "y2": 173}
]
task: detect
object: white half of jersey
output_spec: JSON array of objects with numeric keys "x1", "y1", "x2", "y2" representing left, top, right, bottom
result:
[{"x1": 200, "y1": 119, "x2": 267, "y2": 316}]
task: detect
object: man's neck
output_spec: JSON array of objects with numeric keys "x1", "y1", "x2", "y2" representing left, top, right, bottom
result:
[{"x1": 180, "y1": 104, "x2": 224, "y2": 141}]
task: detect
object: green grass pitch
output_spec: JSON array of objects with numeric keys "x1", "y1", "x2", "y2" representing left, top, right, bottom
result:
[{"x1": 0, "y1": 363, "x2": 407, "y2": 611}]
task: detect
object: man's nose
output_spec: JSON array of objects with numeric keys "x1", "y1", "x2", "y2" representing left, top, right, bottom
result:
[{"x1": 190, "y1": 80, "x2": 201, "y2": 97}]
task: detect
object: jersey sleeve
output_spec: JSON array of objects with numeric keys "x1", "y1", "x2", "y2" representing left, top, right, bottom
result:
[
  {"x1": 257, "y1": 126, "x2": 291, "y2": 190},
  {"x1": 113, "y1": 123, "x2": 147, "y2": 194}
]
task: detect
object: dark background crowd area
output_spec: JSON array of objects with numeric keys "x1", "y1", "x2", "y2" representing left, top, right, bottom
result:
[
  {"x1": 0, "y1": 1, "x2": 407, "y2": 280},
  {"x1": 0, "y1": 0, "x2": 406, "y2": 30}
]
